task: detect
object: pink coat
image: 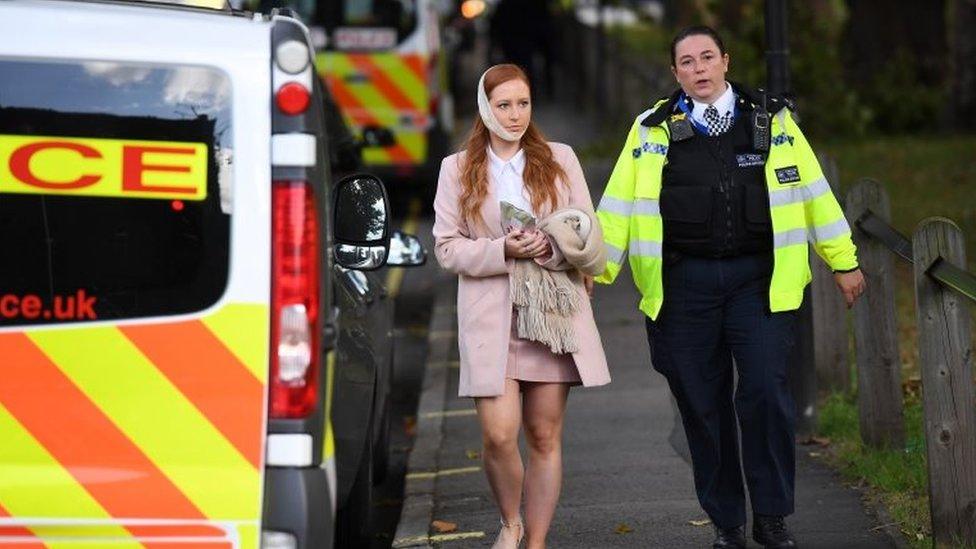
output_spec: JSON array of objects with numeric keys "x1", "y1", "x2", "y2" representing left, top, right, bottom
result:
[{"x1": 432, "y1": 142, "x2": 611, "y2": 397}]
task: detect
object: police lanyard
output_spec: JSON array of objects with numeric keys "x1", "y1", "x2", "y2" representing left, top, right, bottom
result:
[{"x1": 677, "y1": 93, "x2": 736, "y2": 135}]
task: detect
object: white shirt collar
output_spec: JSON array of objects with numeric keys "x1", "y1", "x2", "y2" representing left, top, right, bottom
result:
[
  {"x1": 487, "y1": 146, "x2": 525, "y2": 176},
  {"x1": 690, "y1": 81, "x2": 735, "y2": 120}
]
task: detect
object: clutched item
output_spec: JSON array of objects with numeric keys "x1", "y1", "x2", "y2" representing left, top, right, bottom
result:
[{"x1": 500, "y1": 200, "x2": 536, "y2": 233}]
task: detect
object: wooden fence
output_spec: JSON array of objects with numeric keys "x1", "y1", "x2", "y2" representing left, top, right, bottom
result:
[{"x1": 810, "y1": 173, "x2": 976, "y2": 547}]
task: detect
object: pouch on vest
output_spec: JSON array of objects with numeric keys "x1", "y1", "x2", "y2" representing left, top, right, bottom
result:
[
  {"x1": 660, "y1": 186, "x2": 713, "y2": 241},
  {"x1": 744, "y1": 185, "x2": 773, "y2": 233}
]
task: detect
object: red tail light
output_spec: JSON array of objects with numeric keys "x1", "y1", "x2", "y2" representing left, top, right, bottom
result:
[
  {"x1": 276, "y1": 82, "x2": 311, "y2": 115},
  {"x1": 270, "y1": 180, "x2": 321, "y2": 418}
]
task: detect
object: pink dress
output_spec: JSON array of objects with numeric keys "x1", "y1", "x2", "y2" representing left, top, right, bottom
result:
[{"x1": 505, "y1": 311, "x2": 582, "y2": 384}]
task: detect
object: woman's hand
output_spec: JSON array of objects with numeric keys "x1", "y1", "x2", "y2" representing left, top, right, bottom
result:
[
  {"x1": 834, "y1": 269, "x2": 866, "y2": 308},
  {"x1": 504, "y1": 229, "x2": 551, "y2": 259}
]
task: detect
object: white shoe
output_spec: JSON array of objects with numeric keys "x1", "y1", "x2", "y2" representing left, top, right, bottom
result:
[{"x1": 491, "y1": 517, "x2": 523, "y2": 549}]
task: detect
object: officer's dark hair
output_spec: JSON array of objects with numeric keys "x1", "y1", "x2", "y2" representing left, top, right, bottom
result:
[{"x1": 670, "y1": 25, "x2": 726, "y2": 67}]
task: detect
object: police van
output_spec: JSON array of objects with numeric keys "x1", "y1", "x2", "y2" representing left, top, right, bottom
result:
[
  {"x1": 0, "y1": 1, "x2": 424, "y2": 547},
  {"x1": 253, "y1": 0, "x2": 455, "y2": 194}
]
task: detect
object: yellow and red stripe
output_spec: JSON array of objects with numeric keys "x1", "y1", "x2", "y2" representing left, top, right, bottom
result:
[
  {"x1": 317, "y1": 51, "x2": 431, "y2": 167},
  {"x1": 0, "y1": 303, "x2": 269, "y2": 548}
]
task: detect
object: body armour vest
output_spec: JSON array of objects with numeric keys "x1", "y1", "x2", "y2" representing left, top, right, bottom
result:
[{"x1": 661, "y1": 108, "x2": 774, "y2": 258}]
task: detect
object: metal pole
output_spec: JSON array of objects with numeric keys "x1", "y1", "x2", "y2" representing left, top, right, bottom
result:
[
  {"x1": 765, "y1": 0, "x2": 790, "y2": 96},
  {"x1": 765, "y1": 0, "x2": 815, "y2": 437}
]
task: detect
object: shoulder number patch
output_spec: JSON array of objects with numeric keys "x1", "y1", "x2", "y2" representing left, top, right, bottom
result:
[{"x1": 774, "y1": 166, "x2": 801, "y2": 184}]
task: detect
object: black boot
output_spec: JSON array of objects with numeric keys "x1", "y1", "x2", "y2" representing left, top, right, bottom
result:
[
  {"x1": 712, "y1": 525, "x2": 746, "y2": 549},
  {"x1": 752, "y1": 514, "x2": 797, "y2": 548}
]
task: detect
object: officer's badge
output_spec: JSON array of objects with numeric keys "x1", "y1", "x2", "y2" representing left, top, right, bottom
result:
[
  {"x1": 670, "y1": 113, "x2": 687, "y2": 123},
  {"x1": 775, "y1": 165, "x2": 801, "y2": 184}
]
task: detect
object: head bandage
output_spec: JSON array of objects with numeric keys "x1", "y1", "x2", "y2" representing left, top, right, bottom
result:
[{"x1": 477, "y1": 68, "x2": 525, "y2": 142}]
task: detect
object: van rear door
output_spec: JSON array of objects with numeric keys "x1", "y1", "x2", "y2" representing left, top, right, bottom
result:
[{"x1": 0, "y1": 3, "x2": 272, "y2": 547}]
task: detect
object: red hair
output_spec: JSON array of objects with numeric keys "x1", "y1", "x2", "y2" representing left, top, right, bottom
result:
[{"x1": 458, "y1": 64, "x2": 567, "y2": 228}]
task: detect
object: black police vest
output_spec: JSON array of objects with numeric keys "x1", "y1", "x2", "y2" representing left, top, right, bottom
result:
[{"x1": 661, "y1": 110, "x2": 773, "y2": 258}]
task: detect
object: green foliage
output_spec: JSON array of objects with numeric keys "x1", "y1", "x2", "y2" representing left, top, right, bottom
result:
[
  {"x1": 602, "y1": 0, "x2": 952, "y2": 138},
  {"x1": 818, "y1": 392, "x2": 931, "y2": 546}
]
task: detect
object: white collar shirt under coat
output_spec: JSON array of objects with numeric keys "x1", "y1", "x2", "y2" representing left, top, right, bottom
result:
[
  {"x1": 487, "y1": 146, "x2": 533, "y2": 216},
  {"x1": 690, "y1": 81, "x2": 736, "y2": 127}
]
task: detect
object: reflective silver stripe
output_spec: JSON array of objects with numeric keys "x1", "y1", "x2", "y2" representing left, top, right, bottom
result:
[
  {"x1": 774, "y1": 228, "x2": 808, "y2": 248},
  {"x1": 768, "y1": 186, "x2": 804, "y2": 207},
  {"x1": 811, "y1": 218, "x2": 851, "y2": 243},
  {"x1": 606, "y1": 242, "x2": 627, "y2": 264},
  {"x1": 768, "y1": 177, "x2": 831, "y2": 207},
  {"x1": 636, "y1": 108, "x2": 654, "y2": 144},
  {"x1": 598, "y1": 196, "x2": 633, "y2": 216},
  {"x1": 634, "y1": 199, "x2": 660, "y2": 216},
  {"x1": 629, "y1": 239, "x2": 663, "y2": 258}
]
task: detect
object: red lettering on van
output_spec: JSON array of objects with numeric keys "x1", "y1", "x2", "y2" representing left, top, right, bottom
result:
[
  {"x1": 122, "y1": 145, "x2": 197, "y2": 195},
  {"x1": 9, "y1": 141, "x2": 103, "y2": 189}
]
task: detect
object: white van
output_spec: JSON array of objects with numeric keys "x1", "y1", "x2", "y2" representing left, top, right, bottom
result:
[{"x1": 0, "y1": 1, "x2": 423, "y2": 547}]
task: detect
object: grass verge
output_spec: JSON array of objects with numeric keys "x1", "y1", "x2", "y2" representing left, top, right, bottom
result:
[{"x1": 818, "y1": 392, "x2": 930, "y2": 547}]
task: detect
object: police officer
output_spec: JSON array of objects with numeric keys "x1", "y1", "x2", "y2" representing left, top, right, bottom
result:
[{"x1": 595, "y1": 26, "x2": 865, "y2": 549}]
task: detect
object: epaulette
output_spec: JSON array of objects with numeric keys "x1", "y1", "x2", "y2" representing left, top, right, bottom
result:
[
  {"x1": 733, "y1": 82, "x2": 792, "y2": 114},
  {"x1": 640, "y1": 89, "x2": 683, "y2": 127}
]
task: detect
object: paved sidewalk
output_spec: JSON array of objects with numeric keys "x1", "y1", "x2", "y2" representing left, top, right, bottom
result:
[{"x1": 392, "y1": 102, "x2": 903, "y2": 548}]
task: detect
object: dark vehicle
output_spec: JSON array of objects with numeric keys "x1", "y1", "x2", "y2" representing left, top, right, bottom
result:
[{"x1": 0, "y1": 2, "x2": 425, "y2": 548}]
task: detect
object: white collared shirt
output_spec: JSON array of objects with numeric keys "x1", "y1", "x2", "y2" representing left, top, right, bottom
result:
[
  {"x1": 487, "y1": 146, "x2": 534, "y2": 215},
  {"x1": 690, "y1": 81, "x2": 735, "y2": 128}
]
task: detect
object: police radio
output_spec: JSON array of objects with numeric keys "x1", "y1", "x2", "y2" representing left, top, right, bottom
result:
[{"x1": 752, "y1": 90, "x2": 770, "y2": 152}]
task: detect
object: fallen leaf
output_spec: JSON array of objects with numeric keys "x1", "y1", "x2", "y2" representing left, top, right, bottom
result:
[
  {"x1": 404, "y1": 416, "x2": 417, "y2": 437},
  {"x1": 465, "y1": 449, "x2": 481, "y2": 460},
  {"x1": 799, "y1": 436, "x2": 831, "y2": 446},
  {"x1": 614, "y1": 523, "x2": 633, "y2": 534},
  {"x1": 688, "y1": 519, "x2": 712, "y2": 527},
  {"x1": 809, "y1": 451, "x2": 823, "y2": 458},
  {"x1": 431, "y1": 520, "x2": 457, "y2": 534},
  {"x1": 915, "y1": 532, "x2": 924, "y2": 541}
]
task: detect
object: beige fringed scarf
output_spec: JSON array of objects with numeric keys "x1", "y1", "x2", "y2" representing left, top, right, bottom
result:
[{"x1": 510, "y1": 207, "x2": 607, "y2": 354}]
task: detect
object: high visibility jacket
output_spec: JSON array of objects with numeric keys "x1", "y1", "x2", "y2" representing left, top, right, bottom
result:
[{"x1": 596, "y1": 95, "x2": 858, "y2": 320}]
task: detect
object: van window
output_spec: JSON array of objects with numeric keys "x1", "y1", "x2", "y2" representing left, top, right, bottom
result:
[{"x1": 0, "y1": 59, "x2": 232, "y2": 326}]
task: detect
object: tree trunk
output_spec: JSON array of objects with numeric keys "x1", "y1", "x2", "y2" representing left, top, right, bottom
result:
[{"x1": 950, "y1": 0, "x2": 976, "y2": 129}]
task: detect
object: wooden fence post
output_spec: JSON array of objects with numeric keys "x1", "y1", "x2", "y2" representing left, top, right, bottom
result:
[
  {"x1": 913, "y1": 217, "x2": 976, "y2": 547},
  {"x1": 812, "y1": 154, "x2": 851, "y2": 393},
  {"x1": 845, "y1": 179, "x2": 905, "y2": 449}
]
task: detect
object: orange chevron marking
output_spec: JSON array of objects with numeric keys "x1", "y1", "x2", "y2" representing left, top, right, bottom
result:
[
  {"x1": 142, "y1": 540, "x2": 231, "y2": 549},
  {"x1": 127, "y1": 524, "x2": 227, "y2": 537},
  {"x1": 324, "y1": 74, "x2": 374, "y2": 126},
  {"x1": 403, "y1": 54, "x2": 427, "y2": 84},
  {"x1": 0, "y1": 503, "x2": 41, "y2": 545},
  {"x1": 0, "y1": 333, "x2": 205, "y2": 520},
  {"x1": 324, "y1": 75, "x2": 415, "y2": 164},
  {"x1": 347, "y1": 54, "x2": 418, "y2": 111},
  {"x1": 120, "y1": 321, "x2": 264, "y2": 469}
]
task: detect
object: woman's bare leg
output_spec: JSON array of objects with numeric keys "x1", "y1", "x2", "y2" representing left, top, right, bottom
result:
[
  {"x1": 475, "y1": 378, "x2": 525, "y2": 530},
  {"x1": 521, "y1": 382, "x2": 570, "y2": 549}
]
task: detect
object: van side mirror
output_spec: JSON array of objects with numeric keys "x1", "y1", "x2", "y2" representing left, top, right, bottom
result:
[
  {"x1": 333, "y1": 174, "x2": 390, "y2": 270},
  {"x1": 386, "y1": 230, "x2": 427, "y2": 267}
]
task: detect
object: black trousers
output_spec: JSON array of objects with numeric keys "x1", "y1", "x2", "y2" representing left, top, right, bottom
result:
[{"x1": 645, "y1": 253, "x2": 797, "y2": 529}]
